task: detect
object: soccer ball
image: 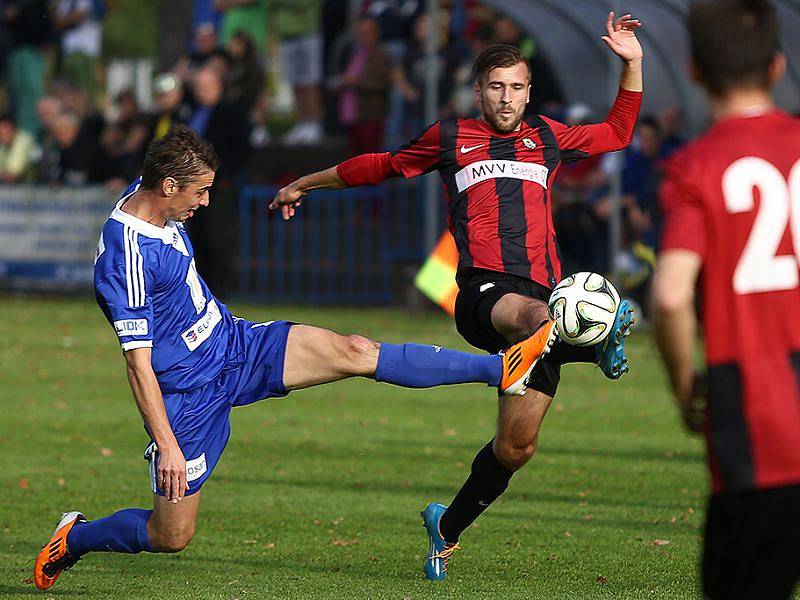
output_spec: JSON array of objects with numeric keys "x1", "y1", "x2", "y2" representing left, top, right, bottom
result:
[{"x1": 548, "y1": 272, "x2": 620, "y2": 347}]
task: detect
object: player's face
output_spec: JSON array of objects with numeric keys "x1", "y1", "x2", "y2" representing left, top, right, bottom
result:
[
  {"x1": 476, "y1": 62, "x2": 531, "y2": 133},
  {"x1": 165, "y1": 170, "x2": 216, "y2": 222}
]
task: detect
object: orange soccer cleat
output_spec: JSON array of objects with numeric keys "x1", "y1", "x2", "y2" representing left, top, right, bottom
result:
[
  {"x1": 33, "y1": 511, "x2": 85, "y2": 590},
  {"x1": 499, "y1": 320, "x2": 558, "y2": 396}
]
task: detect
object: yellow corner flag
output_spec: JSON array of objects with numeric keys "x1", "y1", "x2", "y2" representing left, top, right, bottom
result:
[{"x1": 415, "y1": 231, "x2": 459, "y2": 316}]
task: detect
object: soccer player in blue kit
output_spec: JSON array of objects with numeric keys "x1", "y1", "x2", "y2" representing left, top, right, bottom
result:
[{"x1": 33, "y1": 125, "x2": 557, "y2": 590}]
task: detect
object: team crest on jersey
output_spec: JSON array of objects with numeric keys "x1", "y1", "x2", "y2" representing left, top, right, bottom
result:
[{"x1": 523, "y1": 138, "x2": 537, "y2": 150}]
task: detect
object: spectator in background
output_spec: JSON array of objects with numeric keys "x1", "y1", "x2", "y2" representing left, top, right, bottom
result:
[
  {"x1": 49, "y1": 111, "x2": 101, "y2": 185},
  {"x1": 622, "y1": 115, "x2": 663, "y2": 240},
  {"x1": 215, "y1": 0, "x2": 267, "y2": 54},
  {"x1": 335, "y1": 17, "x2": 390, "y2": 155},
  {"x1": 552, "y1": 103, "x2": 611, "y2": 275},
  {"x1": 393, "y1": 11, "x2": 467, "y2": 135},
  {"x1": 100, "y1": 89, "x2": 149, "y2": 182},
  {"x1": 192, "y1": 0, "x2": 221, "y2": 34},
  {"x1": 188, "y1": 67, "x2": 249, "y2": 179},
  {"x1": 174, "y1": 22, "x2": 230, "y2": 83},
  {"x1": 49, "y1": 79, "x2": 106, "y2": 159},
  {"x1": 225, "y1": 30, "x2": 264, "y2": 115},
  {"x1": 366, "y1": 0, "x2": 423, "y2": 53},
  {"x1": 53, "y1": 0, "x2": 104, "y2": 107},
  {"x1": 34, "y1": 96, "x2": 65, "y2": 183},
  {"x1": 658, "y1": 106, "x2": 686, "y2": 158},
  {"x1": 0, "y1": 112, "x2": 35, "y2": 182},
  {"x1": 147, "y1": 73, "x2": 190, "y2": 144},
  {"x1": 2, "y1": 0, "x2": 51, "y2": 136},
  {"x1": 622, "y1": 117, "x2": 663, "y2": 246},
  {"x1": 186, "y1": 66, "x2": 250, "y2": 295},
  {"x1": 36, "y1": 96, "x2": 65, "y2": 134},
  {"x1": 612, "y1": 116, "x2": 664, "y2": 314},
  {"x1": 278, "y1": 0, "x2": 324, "y2": 145}
]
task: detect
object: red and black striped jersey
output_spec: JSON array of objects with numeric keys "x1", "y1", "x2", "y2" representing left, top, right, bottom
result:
[
  {"x1": 660, "y1": 110, "x2": 800, "y2": 493},
  {"x1": 387, "y1": 88, "x2": 642, "y2": 288}
]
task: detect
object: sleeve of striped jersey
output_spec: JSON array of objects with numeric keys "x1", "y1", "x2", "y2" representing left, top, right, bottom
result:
[
  {"x1": 336, "y1": 152, "x2": 399, "y2": 186},
  {"x1": 95, "y1": 259, "x2": 156, "y2": 352},
  {"x1": 544, "y1": 89, "x2": 642, "y2": 163},
  {"x1": 388, "y1": 122, "x2": 441, "y2": 178},
  {"x1": 658, "y1": 152, "x2": 707, "y2": 258}
]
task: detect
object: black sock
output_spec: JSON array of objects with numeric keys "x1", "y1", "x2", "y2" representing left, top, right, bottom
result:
[{"x1": 439, "y1": 440, "x2": 513, "y2": 543}]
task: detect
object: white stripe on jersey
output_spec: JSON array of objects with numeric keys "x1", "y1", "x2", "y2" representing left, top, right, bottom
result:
[
  {"x1": 124, "y1": 225, "x2": 134, "y2": 307},
  {"x1": 124, "y1": 226, "x2": 146, "y2": 308},
  {"x1": 134, "y1": 231, "x2": 145, "y2": 307}
]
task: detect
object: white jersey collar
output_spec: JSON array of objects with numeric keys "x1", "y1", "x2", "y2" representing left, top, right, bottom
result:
[{"x1": 110, "y1": 181, "x2": 180, "y2": 244}]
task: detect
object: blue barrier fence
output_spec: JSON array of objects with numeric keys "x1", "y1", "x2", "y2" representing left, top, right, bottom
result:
[{"x1": 236, "y1": 180, "x2": 436, "y2": 304}]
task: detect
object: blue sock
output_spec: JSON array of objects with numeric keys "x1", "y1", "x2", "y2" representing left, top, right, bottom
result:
[
  {"x1": 375, "y1": 343, "x2": 502, "y2": 388},
  {"x1": 67, "y1": 508, "x2": 152, "y2": 557}
]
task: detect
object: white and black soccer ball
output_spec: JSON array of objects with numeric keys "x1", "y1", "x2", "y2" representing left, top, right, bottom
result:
[{"x1": 548, "y1": 272, "x2": 620, "y2": 347}]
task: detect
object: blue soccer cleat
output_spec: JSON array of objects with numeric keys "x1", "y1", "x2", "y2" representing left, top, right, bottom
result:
[
  {"x1": 596, "y1": 299, "x2": 634, "y2": 379},
  {"x1": 421, "y1": 502, "x2": 460, "y2": 581}
]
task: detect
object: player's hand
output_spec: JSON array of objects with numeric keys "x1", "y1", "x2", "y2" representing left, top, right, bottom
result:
[
  {"x1": 601, "y1": 11, "x2": 643, "y2": 63},
  {"x1": 157, "y1": 443, "x2": 188, "y2": 503},
  {"x1": 269, "y1": 183, "x2": 306, "y2": 221},
  {"x1": 678, "y1": 372, "x2": 707, "y2": 434}
]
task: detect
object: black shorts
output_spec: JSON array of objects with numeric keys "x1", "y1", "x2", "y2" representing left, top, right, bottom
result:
[
  {"x1": 703, "y1": 484, "x2": 800, "y2": 600},
  {"x1": 454, "y1": 268, "x2": 561, "y2": 397}
]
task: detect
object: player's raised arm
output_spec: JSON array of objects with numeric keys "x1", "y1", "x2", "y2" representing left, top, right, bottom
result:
[
  {"x1": 270, "y1": 122, "x2": 441, "y2": 220},
  {"x1": 601, "y1": 11, "x2": 643, "y2": 93},
  {"x1": 124, "y1": 347, "x2": 188, "y2": 503},
  {"x1": 545, "y1": 12, "x2": 643, "y2": 161}
]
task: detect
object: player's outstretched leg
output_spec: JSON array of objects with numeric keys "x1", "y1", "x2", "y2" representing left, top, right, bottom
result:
[
  {"x1": 595, "y1": 299, "x2": 634, "y2": 379},
  {"x1": 281, "y1": 320, "x2": 557, "y2": 396},
  {"x1": 421, "y1": 502, "x2": 460, "y2": 581}
]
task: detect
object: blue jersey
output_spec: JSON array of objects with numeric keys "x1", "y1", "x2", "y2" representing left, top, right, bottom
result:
[{"x1": 94, "y1": 179, "x2": 234, "y2": 393}]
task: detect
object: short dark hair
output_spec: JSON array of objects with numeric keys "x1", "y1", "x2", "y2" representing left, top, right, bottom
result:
[
  {"x1": 141, "y1": 124, "x2": 218, "y2": 190},
  {"x1": 472, "y1": 44, "x2": 530, "y2": 84},
  {"x1": 688, "y1": 0, "x2": 780, "y2": 96}
]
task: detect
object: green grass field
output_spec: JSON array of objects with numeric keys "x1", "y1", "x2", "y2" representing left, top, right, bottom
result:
[{"x1": 1, "y1": 295, "x2": 710, "y2": 599}]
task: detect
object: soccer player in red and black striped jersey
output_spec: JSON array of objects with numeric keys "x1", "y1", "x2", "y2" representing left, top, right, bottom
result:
[
  {"x1": 272, "y1": 12, "x2": 643, "y2": 580},
  {"x1": 654, "y1": 1, "x2": 800, "y2": 598}
]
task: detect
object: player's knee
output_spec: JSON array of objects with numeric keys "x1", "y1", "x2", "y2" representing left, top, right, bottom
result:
[
  {"x1": 506, "y1": 307, "x2": 545, "y2": 343},
  {"x1": 339, "y1": 334, "x2": 379, "y2": 374},
  {"x1": 494, "y1": 439, "x2": 537, "y2": 470}
]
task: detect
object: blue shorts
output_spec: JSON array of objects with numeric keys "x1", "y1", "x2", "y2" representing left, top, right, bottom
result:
[{"x1": 145, "y1": 318, "x2": 293, "y2": 496}]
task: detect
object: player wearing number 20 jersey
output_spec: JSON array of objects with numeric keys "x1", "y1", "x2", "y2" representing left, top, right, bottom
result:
[
  {"x1": 660, "y1": 109, "x2": 800, "y2": 493},
  {"x1": 655, "y1": 3, "x2": 800, "y2": 598}
]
